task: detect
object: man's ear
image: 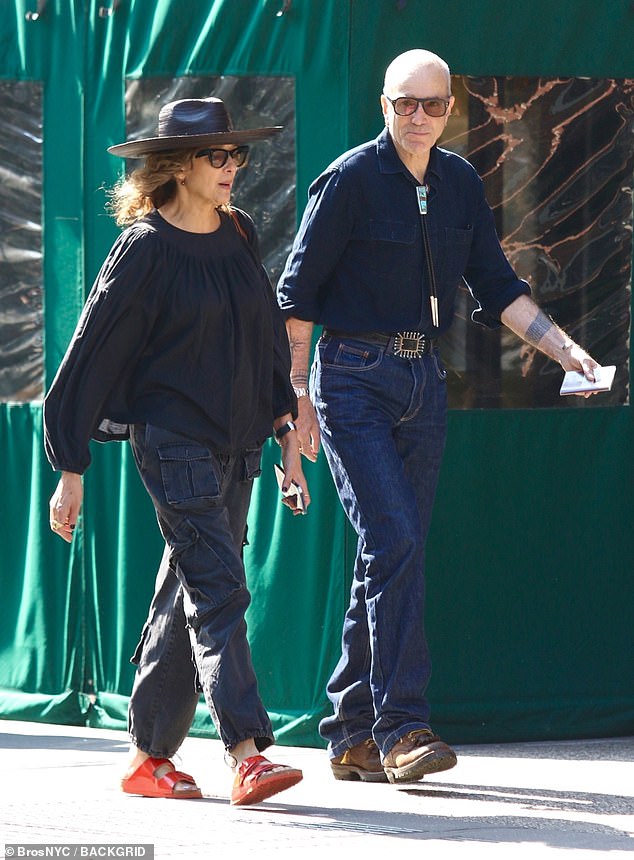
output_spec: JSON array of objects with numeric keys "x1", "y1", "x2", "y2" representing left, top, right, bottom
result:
[{"x1": 380, "y1": 94, "x2": 389, "y2": 124}]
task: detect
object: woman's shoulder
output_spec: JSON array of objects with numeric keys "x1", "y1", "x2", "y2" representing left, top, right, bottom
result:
[
  {"x1": 226, "y1": 206, "x2": 256, "y2": 238},
  {"x1": 111, "y1": 213, "x2": 163, "y2": 251},
  {"x1": 122, "y1": 210, "x2": 166, "y2": 242},
  {"x1": 97, "y1": 214, "x2": 166, "y2": 284}
]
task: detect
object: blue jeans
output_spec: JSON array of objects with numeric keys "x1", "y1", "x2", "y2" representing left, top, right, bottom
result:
[
  {"x1": 127, "y1": 422, "x2": 273, "y2": 757},
  {"x1": 313, "y1": 334, "x2": 448, "y2": 758}
]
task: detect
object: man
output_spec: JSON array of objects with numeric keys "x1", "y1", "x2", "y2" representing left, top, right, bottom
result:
[{"x1": 277, "y1": 49, "x2": 597, "y2": 784}]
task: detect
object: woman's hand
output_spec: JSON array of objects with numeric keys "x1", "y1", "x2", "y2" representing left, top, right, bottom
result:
[
  {"x1": 279, "y1": 432, "x2": 311, "y2": 516},
  {"x1": 49, "y1": 471, "x2": 83, "y2": 542}
]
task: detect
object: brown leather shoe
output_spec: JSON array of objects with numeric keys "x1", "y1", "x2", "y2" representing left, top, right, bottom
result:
[
  {"x1": 382, "y1": 729, "x2": 457, "y2": 784},
  {"x1": 330, "y1": 737, "x2": 389, "y2": 783}
]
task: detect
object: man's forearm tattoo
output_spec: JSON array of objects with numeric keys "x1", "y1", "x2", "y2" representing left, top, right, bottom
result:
[
  {"x1": 525, "y1": 310, "x2": 554, "y2": 346},
  {"x1": 288, "y1": 332, "x2": 310, "y2": 387}
]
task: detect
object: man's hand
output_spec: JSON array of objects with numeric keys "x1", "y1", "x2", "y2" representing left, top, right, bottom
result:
[
  {"x1": 295, "y1": 394, "x2": 320, "y2": 462},
  {"x1": 559, "y1": 343, "x2": 600, "y2": 399},
  {"x1": 501, "y1": 294, "x2": 599, "y2": 397},
  {"x1": 285, "y1": 317, "x2": 320, "y2": 458},
  {"x1": 559, "y1": 342, "x2": 595, "y2": 377},
  {"x1": 49, "y1": 471, "x2": 83, "y2": 542}
]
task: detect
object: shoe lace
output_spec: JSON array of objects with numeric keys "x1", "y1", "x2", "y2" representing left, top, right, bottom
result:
[{"x1": 406, "y1": 728, "x2": 437, "y2": 743}]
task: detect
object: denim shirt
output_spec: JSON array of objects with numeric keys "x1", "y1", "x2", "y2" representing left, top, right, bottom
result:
[{"x1": 277, "y1": 128, "x2": 530, "y2": 335}]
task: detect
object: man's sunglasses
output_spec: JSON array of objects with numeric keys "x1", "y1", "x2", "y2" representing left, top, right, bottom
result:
[
  {"x1": 195, "y1": 146, "x2": 250, "y2": 168},
  {"x1": 384, "y1": 95, "x2": 451, "y2": 118}
]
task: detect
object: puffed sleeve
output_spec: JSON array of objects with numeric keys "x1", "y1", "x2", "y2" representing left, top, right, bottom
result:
[
  {"x1": 269, "y1": 285, "x2": 297, "y2": 421},
  {"x1": 43, "y1": 226, "x2": 164, "y2": 473}
]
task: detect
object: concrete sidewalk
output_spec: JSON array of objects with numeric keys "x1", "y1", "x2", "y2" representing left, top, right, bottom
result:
[{"x1": 1, "y1": 719, "x2": 632, "y2": 858}]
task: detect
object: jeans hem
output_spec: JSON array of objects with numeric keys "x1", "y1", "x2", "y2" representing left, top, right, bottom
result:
[
  {"x1": 128, "y1": 732, "x2": 180, "y2": 760},
  {"x1": 324, "y1": 729, "x2": 374, "y2": 760},
  {"x1": 381, "y1": 721, "x2": 432, "y2": 757},
  {"x1": 226, "y1": 732, "x2": 274, "y2": 753}
]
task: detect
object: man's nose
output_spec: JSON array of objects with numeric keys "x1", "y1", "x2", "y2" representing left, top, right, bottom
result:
[{"x1": 411, "y1": 102, "x2": 428, "y2": 122}]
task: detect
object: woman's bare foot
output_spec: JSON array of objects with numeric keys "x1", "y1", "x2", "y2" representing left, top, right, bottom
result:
[
  {"x1": 123, "y1": 746, "x2": 197, "y2": 794},
  {"x1": 228, "y1": 739, "x2": 260, "y2": 769}
]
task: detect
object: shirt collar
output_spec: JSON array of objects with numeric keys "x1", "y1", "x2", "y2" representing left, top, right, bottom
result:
[{"x1": 376, "y1": 127, "x2": 443, "y2": 185}]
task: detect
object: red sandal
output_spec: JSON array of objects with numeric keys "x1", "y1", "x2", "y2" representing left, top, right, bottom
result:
[
  {"x1": 231, "y1": 755, "x2": 303, "y2": 806},
  {"x1": 121, "y1": 756, "x2": 202, "y2": 799}
]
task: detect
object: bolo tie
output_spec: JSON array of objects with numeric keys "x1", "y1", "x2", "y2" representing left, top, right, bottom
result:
[{"x1": 416, "y1": 184, "x2": 440, "y2": 328}]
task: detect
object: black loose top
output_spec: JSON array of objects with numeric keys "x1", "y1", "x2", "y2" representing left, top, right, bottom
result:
[{"x1": 44, "y1": 208, "x2": 295, "y2": 474}]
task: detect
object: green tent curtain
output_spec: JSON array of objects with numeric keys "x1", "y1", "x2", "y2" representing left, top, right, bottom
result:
[{"x1": 1, "y1": 0, "x2": 633, "y2": 745}]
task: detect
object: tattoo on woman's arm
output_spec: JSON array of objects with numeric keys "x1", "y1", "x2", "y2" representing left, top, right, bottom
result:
[{"x1": 525, "y1": 311, "x2": 554, "y2": 346}]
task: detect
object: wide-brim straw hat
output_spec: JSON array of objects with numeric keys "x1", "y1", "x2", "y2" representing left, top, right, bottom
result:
[{"x1": 108, "y1": 96, "x2": 282, "y2": 158}]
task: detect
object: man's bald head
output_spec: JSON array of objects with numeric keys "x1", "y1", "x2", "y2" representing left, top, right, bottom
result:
[{"x1": 383, "y1": 49, "x2": 451, "y2": 97}]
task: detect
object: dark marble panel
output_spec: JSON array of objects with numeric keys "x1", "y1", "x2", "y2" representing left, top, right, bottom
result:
[
  {"x1": 124, "y1": 76, "x2": 296, "y2": 286},
  {"x1": 0, "y1": 80, "x2": 43, "y2": 402},
  {"x1": 441, "y1": 76, "x2": 633, "y2": 408}
]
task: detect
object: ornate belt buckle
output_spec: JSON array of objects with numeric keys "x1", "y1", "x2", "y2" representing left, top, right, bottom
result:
[{"x1": 393, "y1": 331, "x2": 426, "y2": 358}]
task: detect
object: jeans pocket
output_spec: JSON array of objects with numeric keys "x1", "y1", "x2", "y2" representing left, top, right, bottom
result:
[
  {"x1": 129, "y1": 423, "x2": 148, "y2": 472},
  {"x1": 319, "y1": 337, "x2": 383, "y2": 371},
  {"x1": 432, "y1": 352, "x2": 448, "y2": 381},
  {"x1": 157, "y1": 442, "x2": 222, "y2": 509}
]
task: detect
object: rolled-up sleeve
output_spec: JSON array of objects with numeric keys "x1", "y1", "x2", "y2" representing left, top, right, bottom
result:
[
  {"x1": 463, "y1": 175, "x2": 531, "y2": 328},
  {"x1": 277, "y1": 168, "x2": 354, "y2": 321}
]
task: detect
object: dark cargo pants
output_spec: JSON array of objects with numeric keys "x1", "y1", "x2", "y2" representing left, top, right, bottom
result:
[{"x1": 127, "y1": 422, "x2": 273, "y2": 757}]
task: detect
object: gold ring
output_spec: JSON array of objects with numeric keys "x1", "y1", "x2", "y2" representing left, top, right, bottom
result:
[{"x1": 51, "y1": 521, "x2": 61, "y2": 530}]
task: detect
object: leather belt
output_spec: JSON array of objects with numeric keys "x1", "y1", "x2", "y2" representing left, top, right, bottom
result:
[{"x1": 323, "y1": 329, "x2": 435, "y2": 359}]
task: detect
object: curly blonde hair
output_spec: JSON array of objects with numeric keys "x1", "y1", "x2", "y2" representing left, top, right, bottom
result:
[{"x1": 107, "y1": 149, "x2": 197, "y2": 226}]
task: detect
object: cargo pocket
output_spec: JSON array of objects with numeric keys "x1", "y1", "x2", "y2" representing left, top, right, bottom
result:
[
  {"x1": 240, "y1": 446, "x2": 263, "y2": 482},
  {"x1": 157, "y1": 442, "x2": 222, "y2": 509},
  {"x1": 130, "y1": 622, "x2": 149, "y2": 666}
]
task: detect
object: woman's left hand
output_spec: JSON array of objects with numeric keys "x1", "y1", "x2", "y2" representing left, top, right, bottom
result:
[
  {"x1": 279, "y1": 435, "x2": 310, "y2": 515},
  {"x1": 49, "y1": 471, "x2": 83, "y2": 542}
]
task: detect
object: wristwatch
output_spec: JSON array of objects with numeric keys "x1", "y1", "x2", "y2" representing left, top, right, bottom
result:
[
  {"x1": 275, "y1": 420, "x2": 296, "y2": 442},
  {"x1": 293, "y1": 387, "x2": 309, "y2": 398}
]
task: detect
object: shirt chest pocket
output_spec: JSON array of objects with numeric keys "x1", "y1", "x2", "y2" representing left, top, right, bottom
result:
[{"x1": 356, "y1": 220, "x2": 418, "y2": 278}]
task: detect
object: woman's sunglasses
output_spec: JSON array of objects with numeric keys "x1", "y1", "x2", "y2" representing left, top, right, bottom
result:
[{"x1": 195, "y1": 146, "x2": 250, "y2": 168}]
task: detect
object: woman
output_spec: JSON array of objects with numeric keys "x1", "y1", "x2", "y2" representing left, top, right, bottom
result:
[{"x1": 44, "y1": 97, "x2": 309, "y2": 806}]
